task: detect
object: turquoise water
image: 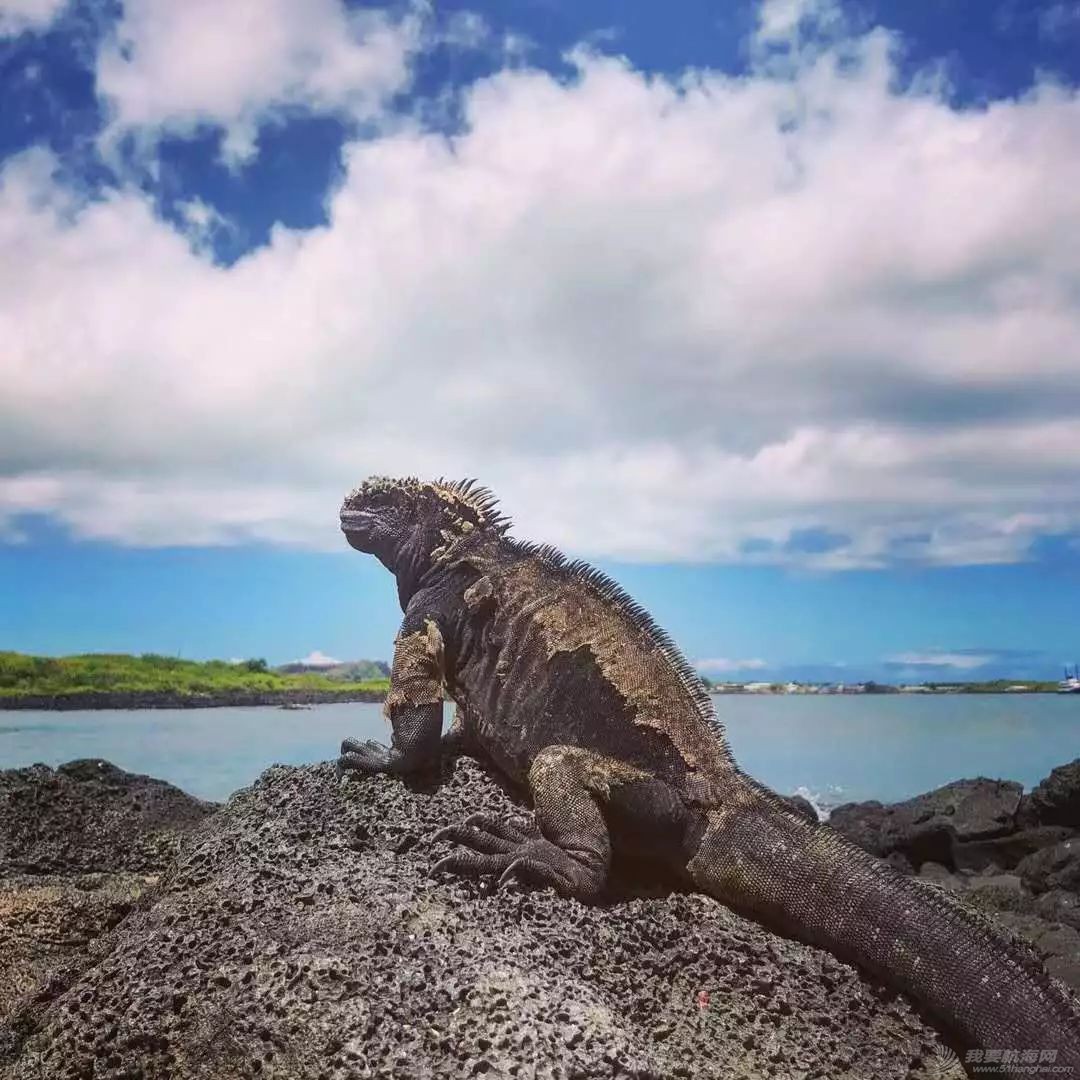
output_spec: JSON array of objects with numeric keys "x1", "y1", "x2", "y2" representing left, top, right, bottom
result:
[{"x1": 0, "y1": 695, "x2": 1077, "y2": 809}]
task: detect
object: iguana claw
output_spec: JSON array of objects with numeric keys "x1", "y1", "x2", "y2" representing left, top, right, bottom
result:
[
  {"x1": 337, "y1": 737, "x2": 395, "y2": 774},
  {"x1": 431, "y1": 814, "x2": 579, "y2": 895}
]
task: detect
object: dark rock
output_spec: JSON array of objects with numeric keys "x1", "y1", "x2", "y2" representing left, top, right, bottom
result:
[
  {"x1": 0, "y1": 760, "x2": 218, "y2": 1033},
  {"x1": 1017, "y1": 838, "x2": 1080, "y2": 895},
  {"x1": 962, "y1": 877, "x2": 1030, "y2": 919},
  {"x1": 918, "y1": 861, "x2": 967, "y2": 891},
  {"x1": 0, "y1": 759, "x2": 218, "y2": 876},
  {"x1": 0, "y1": 758, "x2": 953, "y2": 1079},
  {"x1": 827, "y1": 800, "x2": 889, "y2": 855},
  {"x1": 783, "y1": 793, "x2": 819, "y2": 822},
  {"x1": 987, "y1": 913, "x2": 1080, "y2": 992},
  {"x1": 825, "y1": 759, "x2": 1080, "y2": 1014},
  {"x1": 971, "y1": 873, "x2": 1024, "y2": 893},
  {"x1": 830, "y1": 778, "x2": 1022, "y2": 868},
  {"x1": 1028, "y1": 759, "x2": 1080, "y2": 828},
  {"x1": 884, "y1": 851, "x2": 915, "y2": 875},
  {"x1": 1044, "y1": 946, "x2": 1080, "y2": 992},
  {"x1": 1035, "y1": 890, "x2": 1080, "y2": 932},
  {"x1": 952, "y1": 826, "x2": 1074, "y2": 873},
  {"x1": 1015, "y1": 794, "x2": 1041, "y2": 830}
]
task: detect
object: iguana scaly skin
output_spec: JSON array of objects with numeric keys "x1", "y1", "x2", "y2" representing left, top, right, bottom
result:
[{"x1": 337, "y1": 477, "x2": 1080, "y2": 1069}]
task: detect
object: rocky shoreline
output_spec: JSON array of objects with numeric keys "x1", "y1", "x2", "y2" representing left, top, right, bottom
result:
[
  {"x1": 0, "y1": 756, "x2": 1077, "y2": 1078},
  {"x1": 0, "y1": 687, "x2": 385, "y2": 711},
  {"x1": 826, "y1": 761, "x2": 1080, "y2": 992}
]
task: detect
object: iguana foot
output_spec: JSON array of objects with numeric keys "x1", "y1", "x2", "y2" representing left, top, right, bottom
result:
[
  {"x1": 338, "y1": 701, "x2": 444, "y2": 776},
  {"x1": 338, "y1": 737, "x2": 398, "y2": 774},
  {"x1": 431, "y1": 813, "x2": 606, "y2": 899}
]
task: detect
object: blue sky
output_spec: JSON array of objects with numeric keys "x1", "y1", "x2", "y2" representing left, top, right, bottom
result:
[{"x1": 1, "y1": 0, "x2": 1079, "y2": 681}]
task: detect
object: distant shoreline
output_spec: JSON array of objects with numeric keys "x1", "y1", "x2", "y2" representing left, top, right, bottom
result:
[
  {"x1": 706, "y1": 680, "x2": 1063, "y2": 696},
  {"x1": 1, "y1": 651, "x2": 1069, "y2": 708},
  {"x1": 707, "y1": 687, "x2": 1062, "y2": 696},
  {"x1": 0, "y1": 688, "x2": 387, "y2": 711},
  {"x1": 2, "y1": 688, "x2": 1068, "y2": 710}
]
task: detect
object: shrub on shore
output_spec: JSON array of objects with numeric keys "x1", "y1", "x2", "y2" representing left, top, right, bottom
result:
[{"x1": 0, "y1": 651, "x2": 389, "y2": 700}]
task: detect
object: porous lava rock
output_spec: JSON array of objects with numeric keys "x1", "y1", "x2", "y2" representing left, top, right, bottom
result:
[
  {"x1": 0, "y1": 760, "x2": 218, "y2": 1029},
  {"x1": 0, "y1": 759, "x2": 218, "y2": 876},
  {"x1": 1, "y1": 758, "x2": 952, "y2": 1080},
  {"x1": 0, "y1": 871, "x2": 149, "y2": 1019}
]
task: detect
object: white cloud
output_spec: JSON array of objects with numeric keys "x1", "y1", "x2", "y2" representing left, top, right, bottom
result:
[
  {"x1": 697, "y1": 658, "x2": 769, "y2": 673},
  {"x1": 3, "y1": 14, "x2": 1080, "y2": 567},
  {"x1": 1039, "y1": 3, "x2": 1080, "y2": 41},
  {"x1": 442, "y1": 10, "x2": 489, "y2": 51},
  {"x1": 294, "y1": 650, "x2": 342, "y2": 668},
  {"x1": 95, "y1": 0, "x2": 422, "y2": 168},
  {"x1": 756, "y1": 0, "x2": 840, "y2": 44},
  {"x1": 174, "y1": 196, "x2": 235, "y2": 255},
  {"x1": 886, "y1": 651, "x2": 992, "y2": 670},
  {"x1": 0, "y1": 0, "x2": 66, "y2": 36}
]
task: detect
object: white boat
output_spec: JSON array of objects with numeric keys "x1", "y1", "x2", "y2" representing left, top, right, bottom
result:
[{"x1": 1057, "y1": 666, "x2": 1080, "y2": 693}]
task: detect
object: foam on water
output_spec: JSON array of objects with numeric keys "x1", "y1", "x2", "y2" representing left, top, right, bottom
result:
[{"x1": 789, "y1": 784, "x2": 846, "y2": 822}]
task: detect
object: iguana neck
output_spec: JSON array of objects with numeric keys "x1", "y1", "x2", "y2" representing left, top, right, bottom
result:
[
  {"x1": 379, "y1": 529, "x2": 464, "y2": 611},
  {"x1": 371, "y1": 531, "x2": 432, "y2": 610},
  {"x1": 387, "y1": 528, "x2": 498, "y2": 610}
]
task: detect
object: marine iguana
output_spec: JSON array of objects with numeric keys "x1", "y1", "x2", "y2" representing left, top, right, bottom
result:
[{"x1": 337, "y1": 476, "x2": 1080, "y2": 1069}]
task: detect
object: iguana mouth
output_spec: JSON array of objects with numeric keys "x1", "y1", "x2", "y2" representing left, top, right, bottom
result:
[
  {"x1": 340, "y1": 508, "x2": 378, "y2": 551},
  {"x1": 339, "y1": 509, "x2": 373, "y2": 530}
]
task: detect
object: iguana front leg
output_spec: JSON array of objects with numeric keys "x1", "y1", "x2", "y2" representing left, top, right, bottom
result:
[
  {"x1": 433, "y1": 745, "x2": 650, "y2": 901},
  {"x1": 338, "y1": 614, "x2": 445, "y2": 775}
]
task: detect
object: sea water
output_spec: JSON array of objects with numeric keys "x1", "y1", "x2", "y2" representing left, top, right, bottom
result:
[{"x1": 1, "y1": 695, "x2": 1077, "y2": 811}]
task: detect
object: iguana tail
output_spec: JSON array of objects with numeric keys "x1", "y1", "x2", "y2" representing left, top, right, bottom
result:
[{"x1": 687, "y1": 783, "x2": 1080, "y2": 1070}]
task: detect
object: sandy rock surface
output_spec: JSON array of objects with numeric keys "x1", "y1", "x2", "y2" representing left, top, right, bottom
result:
[{"x1": 1, "y1": 758, "x2": 954, "y2": 1080}]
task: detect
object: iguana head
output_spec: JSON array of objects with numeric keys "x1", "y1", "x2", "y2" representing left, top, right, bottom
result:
[{"x1": 340, "y1": 477, "x2": 509, "y2": 569}]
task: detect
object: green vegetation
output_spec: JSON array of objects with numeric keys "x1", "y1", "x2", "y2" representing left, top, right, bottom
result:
[{"x1": 0, "y1": 652, "x2": 390, "y2": 700}]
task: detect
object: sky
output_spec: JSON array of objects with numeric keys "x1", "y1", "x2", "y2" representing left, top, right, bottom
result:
[{"x1": 1, "y1": 0, "x2": 1079, "y2": 682}]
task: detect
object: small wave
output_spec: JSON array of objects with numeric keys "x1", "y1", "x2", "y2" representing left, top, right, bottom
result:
[{"x1": 790, "y1": 784, "x2": 846, "y2": 822}]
